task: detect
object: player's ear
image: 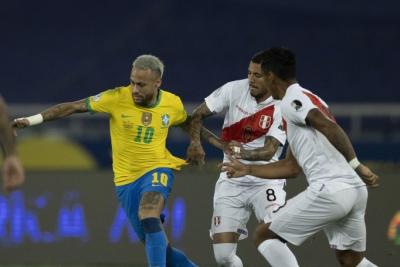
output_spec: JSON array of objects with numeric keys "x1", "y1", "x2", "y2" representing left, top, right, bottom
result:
[{"x1": 155, "y1": 78, "x2": 162, "y2": 88}]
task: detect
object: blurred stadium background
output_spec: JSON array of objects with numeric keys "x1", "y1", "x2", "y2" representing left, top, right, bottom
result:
[{"x1": 1, "y1": 0, "x2": 400, "y2": 266}]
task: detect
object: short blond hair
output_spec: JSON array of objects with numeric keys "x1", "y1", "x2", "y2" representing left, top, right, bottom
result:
[{"x1": 132, "y1": 54, "x2": 164, "y2": 78}]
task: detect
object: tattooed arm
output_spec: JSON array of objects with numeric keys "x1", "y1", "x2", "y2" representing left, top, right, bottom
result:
[
  {"x1": 176, "y1": 115, "x2": 224, "y2": 150},
  {"x1": 186, "y1": 102, "x2": 215, "y2": 165},
  {"x1": 13, "y1": 99, "x2": 88, "y2": 128},
  {"x1": 235, "y1": 136, "x2": 281, "y2": 161},
  {"x1": 222, "y1": 146, "x2": 301, "y2": 179}
]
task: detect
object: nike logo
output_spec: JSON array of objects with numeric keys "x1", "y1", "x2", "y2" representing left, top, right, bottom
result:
[{"x1": 121, "y1": 114, "x2": 134, "y2": 118}]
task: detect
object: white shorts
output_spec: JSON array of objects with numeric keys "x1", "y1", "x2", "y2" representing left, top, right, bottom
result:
[
  {"x1": 210, "y1": 178, "x2": 286, "y2": 240},
  {"x1": 270, "y1": 184, "x2": 368, "y2": 251}
]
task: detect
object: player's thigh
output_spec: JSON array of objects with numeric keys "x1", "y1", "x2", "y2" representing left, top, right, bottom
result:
[
  {"x1": 270, "y1": 186, "x2": 348, "y2": 246},
  {"x1": 211, "y1": 179, "x2": 251, "y2": 240},
  {"x1": 250, "y1": 184, "x2": 286, "y2": 223},
  {"x1": 115, "y1": 179, "x2": 144, "y2": 240},
  {"x1": 324, "y1": 187, "x2": 368, "y2": 252},
  {"x1": 139, "y1": 168, "x2": 175, "y2": 218}
]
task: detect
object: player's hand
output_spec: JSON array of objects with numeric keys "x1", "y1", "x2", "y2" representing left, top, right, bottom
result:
[
  {"x1": 186, "y1": 142, "x2": 205, "y2": 165},
  {"x1": 220, "y1": 155, "x2": 250, "y2": 178},
  {"x1": 12, "y1": 118, "x2": 30, "y2": 129},
  {"x1": 226, "y1": 141, "x2": 243, "y2": 159},
  {"x1": 355, "y1": 164, "x2": 379, "y2": 188},
  {"x1": 2, "y1": 155, "x2": 25, "y2": 193}
]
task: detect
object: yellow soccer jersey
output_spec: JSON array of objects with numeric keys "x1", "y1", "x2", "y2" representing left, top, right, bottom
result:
[{"x1": 86, "y1": 86, "x2": 188, "y2": 186}]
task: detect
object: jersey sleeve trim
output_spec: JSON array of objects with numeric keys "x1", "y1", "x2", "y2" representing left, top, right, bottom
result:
[{"x1": 85, "y1": 97, "x2": 96, "y2": 114}]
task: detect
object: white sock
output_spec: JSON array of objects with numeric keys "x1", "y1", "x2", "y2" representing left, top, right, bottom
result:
[
  {"x1": 356, "y1": 257, "x2": 378, "y2": 267},
  {"x1": 257, "y1": 239, "x2": 299, "y2": 267},
  {"x1": 213, "y1": 243, "x2": 243, "y2": 267}
]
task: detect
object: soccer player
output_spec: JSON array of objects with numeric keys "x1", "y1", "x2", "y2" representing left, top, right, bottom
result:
[
  {"x1": 13, "y1": 55, "x2": 197, "y2": 267},
  {"x1": 0, "y1": 96, "x2": 25, "y2": 193},
  {"x1": 187, "y1": 50, "x2": 287, "y2": 267},
  {"x1": 222, "y1": 47, "x2": 379, "y2": 267}
]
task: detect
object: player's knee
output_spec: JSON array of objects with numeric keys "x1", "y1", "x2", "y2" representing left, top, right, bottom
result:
[
  {"x1": 336, "y1": 250, "x2": 364, "y2": 267},
  {"x1": 253, "y1": 223, "x2": 275, "y2": 247},
  {"x1": 213, "y1": 243, "x2": 237, "y2": 266}
]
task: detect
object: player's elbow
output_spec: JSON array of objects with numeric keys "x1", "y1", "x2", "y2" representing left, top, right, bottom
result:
[{"x1": 286, "y1": 160, "x2": 302, "y2": 178}]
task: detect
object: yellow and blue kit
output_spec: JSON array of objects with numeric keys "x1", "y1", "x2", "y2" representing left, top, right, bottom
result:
[{"x1": 86, "y1": 85, "x2": 188, "y2": 241}]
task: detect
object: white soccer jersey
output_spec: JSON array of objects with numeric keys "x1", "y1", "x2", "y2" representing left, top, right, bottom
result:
[
  {"x1": 205, "y1": 79, "x2": 286, "y2": 185},
  {"x1": 280, "y1": 83, "x2": 365, "y2": 192}
]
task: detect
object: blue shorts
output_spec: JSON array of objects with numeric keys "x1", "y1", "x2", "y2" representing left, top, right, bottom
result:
[{"x1": 115, "y1": 168, "x2": 175, "y2": 241}]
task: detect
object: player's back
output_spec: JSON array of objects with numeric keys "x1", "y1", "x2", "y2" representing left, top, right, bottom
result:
[{"x1": 281, "y1": 83, "x2": 364, "y2": 192}]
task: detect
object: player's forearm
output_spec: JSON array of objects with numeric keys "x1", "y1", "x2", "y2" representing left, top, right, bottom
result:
[
  {"x1": 241, "y1": 136, "x2": 279, "y2": 161},
  {"x1": 241, "y1": 147, "x2": 275, "y2": 161},
  {"x1": 201, "y1": 127, "x2": 223, "y2": 150},
  {"x1": 248, "y1": 158, "x2": 300, "y2": 179},
  {"x1": 41, "y1": 100, "x2": 87, "y2": 121},
  {"x1": 320, "y1": 123, "x2": 357, "y2": 162},
  {"x1": 0, "y1": 98, "x2": 15, "y2": 156},
  {"x1": 189, "y1": 102, "x2": 213, "y2": 145}
]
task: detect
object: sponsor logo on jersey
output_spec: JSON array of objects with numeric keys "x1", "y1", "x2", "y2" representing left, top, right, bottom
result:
[
  {"x1": 121, "y1": 114, "x2": 134, "y2": 118},
  {"x1": 242, "y1": 126, "x2": 254, "y2": 142},
  {"x1": 291, "y1": 99, "x2": 303, "y2": 111},
  {"x1": 259, "y1": 115, "x2": 272, "y2": 129},
  {"x1": 161, "y1": 114, "x2": 170, "y2": 127},
  {"x1": 141, "y1": 112, "x2": 152, "y2": 126}
]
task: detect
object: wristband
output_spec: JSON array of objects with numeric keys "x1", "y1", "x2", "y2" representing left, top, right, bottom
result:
[
  {"x1": 24, "y1": 114, "x2": 44, "y2": 126},
  {"x1": 349, "y1": 157, "x2": 361, "y2": 169}
]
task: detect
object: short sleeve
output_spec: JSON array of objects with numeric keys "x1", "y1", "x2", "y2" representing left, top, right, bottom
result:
[
  {"x1": 86, "y1": 89, "x2": 119, "y2": 114},
  {"x1": 171, "y1": 96, "x2": 188, "y2": 126},
  {"x1": 281, "y1": 92, "x2": 316, "y2": 126},
  {"x1": 266, "y1": 105, "x2": 287, "y2": 145},
  {"x1": 204, "y1": 82, "x2": 231, "y2": 113}
]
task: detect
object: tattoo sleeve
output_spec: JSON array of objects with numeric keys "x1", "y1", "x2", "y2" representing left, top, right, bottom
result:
[
  {"x1": 0, "y1": 97, "x2": 15, "y2": 156},
  {"x1": 41, "y1": 99, "x2": 88, "y2": 121},
  {"x1": 188, "y1": 102, "x2": 215, "y2": 145},
  {"x1": 241, "y1": 136, "x2": 280, "y2": 161}
]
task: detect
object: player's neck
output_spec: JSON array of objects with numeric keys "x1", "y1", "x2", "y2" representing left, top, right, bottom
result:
[
  {"x1": 277, "y1": 79, "x2": 297, "y2": 99},
  {"x1": 146, "y1": 89, "x2": 160, "y2": 108},
  {"x1": 255, "y1": 92, "x2": 271, "y2": 103}
]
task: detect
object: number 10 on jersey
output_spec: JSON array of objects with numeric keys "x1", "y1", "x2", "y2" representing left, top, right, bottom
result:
[{"x1": 134, "y1": 126, "x2": 155, "y2": 144}]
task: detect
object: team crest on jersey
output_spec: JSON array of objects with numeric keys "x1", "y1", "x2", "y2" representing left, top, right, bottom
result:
[
  {"x1": 141, "y1": 112, "x2": 152, "y2": 126},
  {"x1": 259, "y1": 115, "x2": 272, "y2": 129},
  {"x1": 213, "y1": 216, "x2": 221, "y2": 227},
  {"x1": 161, "y1": 114, "x2": 170, "y2": 127}
]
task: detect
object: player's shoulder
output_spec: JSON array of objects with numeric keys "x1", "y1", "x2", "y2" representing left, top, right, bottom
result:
[
  {"x1": 160, "y1": 89, "x2": 181, "y2": 100},
  {"x1": 104, "y1": 85, "x2": 130, "y2": 96},
  {"x1": 280, "y1": 84, "x2": 309, "y2": 113},
  {"x1": 223, "y1": 78, "x2": 249, "y2": 90},
  {"x1": 282, "y1": 84, "x2": 306, "y2": 103},
  {"x1": 160, "y1": 89, "x2": 184, "y2": 107}
]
